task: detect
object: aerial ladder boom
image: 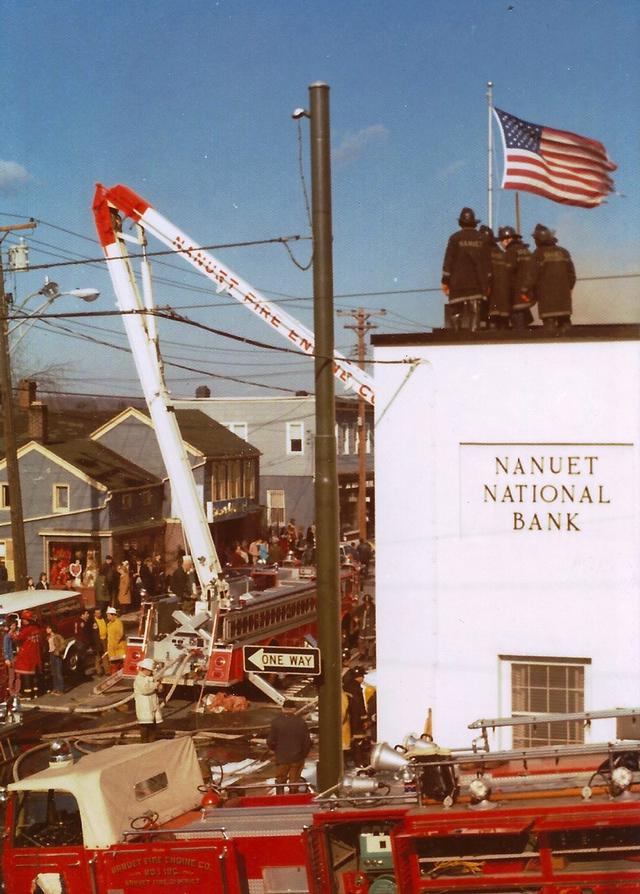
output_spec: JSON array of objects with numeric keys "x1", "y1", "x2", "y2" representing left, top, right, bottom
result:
[
  {"x1": 92, "y1": 188, "x2": 227, "y2": 616},
  {"x1": 93, "y1": 183, "x2": 375, "y2": 404}
]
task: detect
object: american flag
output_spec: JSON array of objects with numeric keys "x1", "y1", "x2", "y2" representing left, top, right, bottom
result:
[{"x1": 493, "y1": 108, "x2": 617, "y2": 208}]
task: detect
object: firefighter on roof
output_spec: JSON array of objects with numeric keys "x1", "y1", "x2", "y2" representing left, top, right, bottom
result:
[
  {"x1": 523, "y1": 223, "x2": 576, "y2": 332},
  {"x1": 486, "y1": 226, "x2": 517, "y2": 330},
  {"x1": 441, "y1": 207, "x2": 491, "y2": 331}
]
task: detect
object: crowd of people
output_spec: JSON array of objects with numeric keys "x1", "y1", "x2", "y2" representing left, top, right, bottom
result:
[
  {"x1": 441, "y1": 207, "x2": 576, "y2": 333},
  {"x1": 222, "y1": 522, "x2": 316, "y2": 569},
  {"x1": 0, "y1": 601, "x2": 132, "y2": 701}
]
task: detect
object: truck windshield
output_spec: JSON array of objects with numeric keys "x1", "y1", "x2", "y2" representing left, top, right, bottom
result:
[{"x1": 14, "y1": 789, "x2": 83, "y2": 848}]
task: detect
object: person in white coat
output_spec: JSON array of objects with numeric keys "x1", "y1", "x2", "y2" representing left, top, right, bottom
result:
[{"x1": 133, "y1": 658, "x2": 164, "y2": 742}]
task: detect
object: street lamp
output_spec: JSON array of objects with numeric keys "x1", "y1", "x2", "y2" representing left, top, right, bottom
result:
[{"x1": 9, "y1": 278, "x2": 100, "y2": 352}]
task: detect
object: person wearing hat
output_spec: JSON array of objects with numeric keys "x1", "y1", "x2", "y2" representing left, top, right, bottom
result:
[
  {"x1": 14, "y1": 612, "x2": 44, "y2": 699},
  {"x1": 441, "y1": 207, "x2": 491, "y2": 332},
  {"x1": 106, "y1": 606, "x2": 126, "y2": 674},
  {"x1": 92, "y1": 607, "x2": 110, "y2": 676},
  {"x1": 134, "y1": 657, "x2": 164, "y2": 742},
  {"x1": 508, "y1": 232, "x2": 535, "y2": 330},
  {"x1": 486, "y1": 226, "x2": 517, "y2": 330},
  {"x1": 522, "y1": 223, "x2": 576, "y2": 331},
  {"x1": 343, "y1": 666, "x2": 370, "y2": 766},
  {"x1": 267, "y1": 699, "x2": 311, "y2": 795}
]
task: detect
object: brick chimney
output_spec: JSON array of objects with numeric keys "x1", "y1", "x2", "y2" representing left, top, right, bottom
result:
[
  {"x1": 18, "y1": 379, "x2": 37, "y2": 409},
  {"x1": 28, "y1": 401, "x2": 48, "y2": 444}
]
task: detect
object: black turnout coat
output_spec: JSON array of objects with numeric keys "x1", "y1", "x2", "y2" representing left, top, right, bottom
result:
[
  {"x1": 488, "y1": 246, "x2": 516, "y2": 318},
  {"x1": 524, "y1": 243, "x2": 576, "y2": 318},
  {"x1": 441, "y1": 228, "x2": 491, "y2": 304}
]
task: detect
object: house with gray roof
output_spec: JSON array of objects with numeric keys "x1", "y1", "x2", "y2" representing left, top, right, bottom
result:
[{"x1": 0, "y1": 382, "x2": 261, "y2": 587}]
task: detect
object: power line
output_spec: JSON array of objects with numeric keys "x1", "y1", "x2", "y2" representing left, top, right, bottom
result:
[{"x1": 20, "y1": 234, "x2": 310, "y2": 272}]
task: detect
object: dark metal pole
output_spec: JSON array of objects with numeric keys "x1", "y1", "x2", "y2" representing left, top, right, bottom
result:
[
  {"x1": 309, "y1": 82, "x2": 342, "y2": 791},
  {"x1": 0, "y1": 224, "x2": 33, "y2": 589}
]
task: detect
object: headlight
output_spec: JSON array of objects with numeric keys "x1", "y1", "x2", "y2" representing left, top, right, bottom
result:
[
  {"x1": 611, "y1": 765, "x2": 633, "y2": 794},
  {"x1": 468, "y1": 776, "x2": 491, "y2": 803}
]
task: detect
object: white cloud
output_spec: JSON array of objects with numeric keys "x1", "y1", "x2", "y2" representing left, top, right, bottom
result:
[
  {"x1": 0, "y1": 160, "x2": 30, "y2": 193},
  {"x1": 333, "y1": 124, "x2": 389, "y2": 165},
  {"x1": 438, "y1": 159, "x2": 467, "y2": 179}
]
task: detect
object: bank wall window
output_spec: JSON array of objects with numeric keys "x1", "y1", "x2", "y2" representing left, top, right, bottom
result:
[
  {"x1": 53, "y1": 484, "x2": 70, "y2": 513},
  {"x1": 509, "y1": 658, "x2": 586, "y2": 747},
  {"x1": 226, "y1": 422, "x2": 248, "y2": 441},
  {"x1": 286, "y1": 422, "x2": 304, "y2": 455},
  {"x1": 0, "y1": 484, "x2": 9, "y2": 508},
  {"x1": 267, "y1": 489, "x2": 285, "y2": 527}
]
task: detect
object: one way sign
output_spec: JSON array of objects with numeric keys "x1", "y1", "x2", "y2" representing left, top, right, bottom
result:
[{"x1": 243, "y1": 645, "x2": 321, "y2": 676}]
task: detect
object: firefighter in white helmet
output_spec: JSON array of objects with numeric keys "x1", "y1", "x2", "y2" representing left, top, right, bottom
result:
[{"x1": 134, "y1": 657, "x2": 164, "y2": 742}]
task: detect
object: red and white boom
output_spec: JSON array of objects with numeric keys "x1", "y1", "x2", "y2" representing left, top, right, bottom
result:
[
  {"x1": 93, "y1": 183, "x2": 375, "y2": 405},
  {"x1": 92, "y1": 186, "x2": 227, "y2": 609}
]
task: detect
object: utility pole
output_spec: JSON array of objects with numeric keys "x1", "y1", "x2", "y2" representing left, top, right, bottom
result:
[
  {"x1": 337, "y1": 308, "x2": 386, "y2": 541},
  {"x1": 0, "y1": 221, "x2": 36, "y2": 588},
  {"x1": 307, "y1": 82, "x2": 342, "y2": 791}
]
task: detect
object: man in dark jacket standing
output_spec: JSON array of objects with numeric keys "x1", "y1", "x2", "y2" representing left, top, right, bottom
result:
[
  {"x1": 508, "y1": 233, "x2": 535, "y2": 329},
  {"x1": 441, "y1": 207, "x2": 491, "y2": 331},
  {"x1": 486, "y1": 226, "x2": 516, "y2": 329},
  {"x1": 523, "y1": 224, "x2": 576, "y2": 331},
  {"x1": 267, "y1": 699, "x2": 311, "y2": 794}
]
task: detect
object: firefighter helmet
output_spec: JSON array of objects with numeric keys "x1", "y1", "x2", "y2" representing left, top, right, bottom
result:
[
  {"x1": 532, "y1": 223, "x2": 556, "y2": 245},
  {"x1": 498, "y1": 225, "x2": 517, "y2": 241},
  {"x1": 479, "y1": 225, "x2": 496, "y2": 244},
  {"x1": 458, "y1": 207, "x2": 480, "y2": 227},
  {"x1": 137, "y1": 658, "x2": 156, "y2": 672}
]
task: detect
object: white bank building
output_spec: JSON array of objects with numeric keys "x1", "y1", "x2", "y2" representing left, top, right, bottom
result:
[{"x1": 372, "y1": 325, "x2": 640, "y2": 750}]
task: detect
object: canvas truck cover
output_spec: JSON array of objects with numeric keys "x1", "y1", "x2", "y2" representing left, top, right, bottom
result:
[
  {"x1": 0, "y1": 590, "x2": 81, "y2": 617},
  {"x1": 9, "y1": 737, "x2": 203, "y2": 848}
]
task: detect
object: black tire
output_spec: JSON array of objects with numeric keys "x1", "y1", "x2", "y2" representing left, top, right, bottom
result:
[{"x1": 64, "y1": 647, "x2": 80, "y2": 678}]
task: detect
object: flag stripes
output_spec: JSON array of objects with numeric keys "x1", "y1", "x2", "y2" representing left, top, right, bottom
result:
[{"x1": 493, "y1": 108, "x2": 617, "y2": 209}]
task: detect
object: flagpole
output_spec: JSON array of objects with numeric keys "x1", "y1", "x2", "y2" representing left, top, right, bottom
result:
[
  {"x1": 515, "y1": 192, "x2": 521, "y2": 236},
  {"x1": 487, "y1": 81, "x2": 494, "y2": 230}
]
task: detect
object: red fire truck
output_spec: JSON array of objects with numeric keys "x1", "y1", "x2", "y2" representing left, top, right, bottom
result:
[{"x1": 2, "y1": 710, "x2": 639, "y2": 893}]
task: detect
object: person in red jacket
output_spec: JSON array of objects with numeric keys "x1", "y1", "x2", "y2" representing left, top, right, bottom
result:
[{"x1": 14, "y1": 611, "x2": 44, "y2": 698}]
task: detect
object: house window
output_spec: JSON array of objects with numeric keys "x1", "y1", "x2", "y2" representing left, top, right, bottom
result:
[
  {"x1": 212, "y1": 462, "x2": 228, "y2": 501},
  {"x1": 0, "y1": 484, "x2": 9, "y2": 508},
  {"x1": 53, "y1": 484, "x2": 70, "y2": 513},
  {"x1": 267, "y1": 489, "x2": 285, "y2": 527},
  {"x1": 507, "y1": 657, "x2": 586, "y2": 747},
  {"x1": 286, "y1": 422, "x2": 304, "y2": 455},
  {"x1": 342, "y1": 423, "x2": 350, "y2": 455},
  {"x1": 228, "y1": 460, "x2": 242, "y2": 499},
  {"x1": 244, "y1": 459, "x2": 256, "y2": 500},
  {"x1": 122, "y1": 493, "x2": 133, "y2": 510},
  {"x1": 225, "y1": 422, "x2": 248, "y2": 441}
]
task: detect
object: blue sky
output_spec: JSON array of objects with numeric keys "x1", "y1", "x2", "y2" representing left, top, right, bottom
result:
[{"x1": 1, "y1": 0, "x2": 638, "y2": 399}]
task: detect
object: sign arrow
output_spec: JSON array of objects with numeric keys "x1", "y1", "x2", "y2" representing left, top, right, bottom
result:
[{"x1": 243, "y1": 645, "x2": 321, "y2": 675}]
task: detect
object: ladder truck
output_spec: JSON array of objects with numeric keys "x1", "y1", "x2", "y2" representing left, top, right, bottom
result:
[{"x1": 91, "y1": 184, "x2": 360, "y2": 695}]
